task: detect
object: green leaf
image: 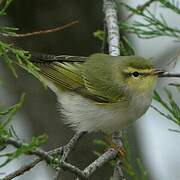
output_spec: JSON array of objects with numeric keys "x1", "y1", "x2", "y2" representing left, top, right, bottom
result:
[
  {"x1": 93, "y1": 30, "x2": 105, "y2": 41},
  {"x1": 0, "y1": 0, "x2": 14, "y2": 16},
  {"x1": 0, "y1": 41, "x2": 46, "y2": 86},
  {"x1": 0, "y1": 134, "x2": 48, "y2": 167},
  {"x1": 159, "y1": 0, "x2": 180, "y2": 15},
  {"x1": 2, "y1": 93, "x2": 25, "y2": 127},
  {"x1": 153, "y1": 90, "x2": 180, "y2": 126},
  {"x1": 93, "y1": 139, "x2": 107, "y2": 147},
  {"x1": 119, "y1": 2, "x2": 180, "y2": 39}
]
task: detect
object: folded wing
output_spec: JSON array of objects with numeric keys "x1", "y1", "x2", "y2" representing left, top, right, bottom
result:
[{"x1": 30, "y1": 52, "x2": 126, "y2": 103}]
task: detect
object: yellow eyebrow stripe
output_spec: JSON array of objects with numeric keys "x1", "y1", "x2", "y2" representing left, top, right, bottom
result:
[{"x1": 123, "y1": 67, "x2": 153, "y2": 74}]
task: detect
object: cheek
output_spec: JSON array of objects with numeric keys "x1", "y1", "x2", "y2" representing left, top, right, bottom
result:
[
  {"x1": 126, "y1": 76, "x2": 157, "y2": 92},
  {"x1": 145, "y1": 76, "x2": 157, "y2": 90}
]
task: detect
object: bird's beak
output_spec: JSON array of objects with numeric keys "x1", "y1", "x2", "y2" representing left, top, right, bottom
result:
[{"x1": 152, "y1": 69, "x2": 165, "y2": 76}]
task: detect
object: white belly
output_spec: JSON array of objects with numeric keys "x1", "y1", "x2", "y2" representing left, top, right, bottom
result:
[
  {"x1": 56, "y1": 90, "x2": 152, "y2": 133},
  {"x1": 46, "y1": 80, "x2": 153, "y2": 133}
]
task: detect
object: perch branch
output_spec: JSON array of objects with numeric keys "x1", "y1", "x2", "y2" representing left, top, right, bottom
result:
[
  {"x1": 103, "y1": 0, "x2": 125, "y2": 179},
  {"x1": 159, "y1": 72, "x2": 180, "y2": 78},
  {"x1": 75, "y1": 148, "x2": 118, "y2": 180},
  {"x1": 61, "y1": 132, "x2": 85, "y2": 162},
  {"x1": 2, "y1": 136, "x2": 87, "y2": 179},
  {"x1": 103, "y1": 0, "x2": 120, "y2": 56},
  {"x1": 4, "y1": 132, "x2": 118, "y2": 180},
  {"x1": 112, "y1": 131, "x2": 126, "y2": 180},
  {"x1": 83, "y1": 148, "x2": 117, "y2": 177},
  {"x1": 113, "y1": 160, "x2": 126, "y2": 180},
  {"x1": 54, "y1": 132, "x2": 85, "y2": 180}
]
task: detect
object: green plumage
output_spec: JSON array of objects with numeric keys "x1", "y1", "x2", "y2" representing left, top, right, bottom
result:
[
  {"x1": 30, "y1": 53, "x2": 153, "y2": 103},
  {"x1": 27, "y1": 52, "x2": 159, "y2": 133}
]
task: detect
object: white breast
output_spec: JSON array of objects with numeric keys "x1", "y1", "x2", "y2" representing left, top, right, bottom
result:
[
  {"x1": 56, "y1": 90, "x2": 153, "y2": 133},
  {"x1": 45, "y1": 80, "x2": 153, "y2": 133}
]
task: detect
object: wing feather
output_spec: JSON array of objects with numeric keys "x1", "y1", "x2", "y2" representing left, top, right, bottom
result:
[
  {"x1": 82, "y1": 54, "x2": 125, "y2": 103},
  {"x1": 30, "y1": 52, "x2": 127, "y2": 103},
  {"x1": 30, "y1": 52, "x2": 86, "y2": 63}
]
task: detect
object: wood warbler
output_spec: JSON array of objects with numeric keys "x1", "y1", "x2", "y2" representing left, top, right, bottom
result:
[{"x1": 29, "y1": 53, "x2": 164, "y2": 133}]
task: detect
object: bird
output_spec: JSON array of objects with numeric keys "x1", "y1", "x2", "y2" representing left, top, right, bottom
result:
[{"x1": 29, "y1": 52, "x2": 164, "y2": 134}]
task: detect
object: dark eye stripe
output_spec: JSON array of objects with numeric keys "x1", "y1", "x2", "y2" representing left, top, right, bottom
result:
[{"x1": 124, "y1": 72, "x2": 149, "y2": 77}]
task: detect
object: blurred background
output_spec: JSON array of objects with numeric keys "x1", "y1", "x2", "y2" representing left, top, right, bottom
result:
[{"x1": 0, "y1": 0, "x2": 180, "y2": 179}]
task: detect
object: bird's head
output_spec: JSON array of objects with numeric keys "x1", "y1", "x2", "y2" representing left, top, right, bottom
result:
[{"x1": 113, "y1": 56, "x2": 164, "y2": 95}]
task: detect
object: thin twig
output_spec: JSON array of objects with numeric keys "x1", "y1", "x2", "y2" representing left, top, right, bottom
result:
[
  {"x1": 49, "y1": 146, "x2": 63, "y2": 155},
  {"x1": 2, "y1": 145, "x2": 64, "y2": 180},
  {"x1": 83, "y1": 148, "x2": 117, "y2": 178},
  {"x1": 61, "y1": 132, "x2": 85, "y2": 161},
  {"x1": 2, "y1": 20, "x2": 79, "y2": 38},
  {"x1": 54, "y1": 132, "x2": 85, "y2": 180},
  {"x1": 5, "y1": 137, "x2": 53, "y2": 162},
  {"x1": 159, "y1": 72, "x2": 180, "y2": 78},
  {"x1": 127, "y1": 0, "x2": 157, "y2": 20},
  {"x1": 168, "y1": 83, "x2": 180, "y2": 87},
  {"x1": 59, "y1": 161, "x2": 86, "y2": 179},
  {"x1": 166, "y1": 49, "x2": 180, "y2": 68},
  {"x1": 2, "y1": 158, "x2": 42, "y2": 180},
  {"x1": 75, "y1": 148, "x2": 118, "y2": 180},
  {"x1": 2, "y1": 137, "x2": 86, "y2": 179},
  {"x1": 151, "y1": 105, "x2": 169, "y2": 118},
  {"x1": 112, "y1": 131, "x2": 125, "y2": 180},
  {"x1": 101, "y1": 21, "x2": 108, "y2": 53},
  {"x1": 113, "y1": 160, "x2": 126, "y2": 180},
  {"x1": 168, "y1": 129, "x2": 180, "y2": 133}
]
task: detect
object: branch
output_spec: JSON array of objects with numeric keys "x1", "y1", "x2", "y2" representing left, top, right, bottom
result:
[
  {"x1": 113, "y1": 160, "x2": 126, "y2": 180},
  {"x1": 103, "y1": 0, "x2": 126, "y2": 179},
  {"x1": 111, "y1": 131, "x2": 125, "y2": 180},
  {"x1": 127, "y1": 0, "x2": 157, "y2": 19},
  {"x1": 168, "y1": 129, "x2": 180, "y2": 133},
  {"x1": 5, "y1": 137, "x2": 53, "y2": 162},
  {"x1": 59, "y1": 161, "x2": 86, "y2": 179},
  {"x1": 159, "y1": 72, "x2": 180, "y2": 78},
  {"x1": 2, "y1": 158, "x2": 42, "y2": 180},
  {"x1": 83, "y1": 148, "x2": 117, "y2": 177},
  {"x1": 168, "y1": 83, "x2": 180, "y2": 87},
  {"x1": 120, "y1": 2, "x2": 180, "y2": 39},
  {"x1": 61, "y1": 132, "x2": 85, "y2": 162},
  {"x1": 54, "y1": 132, "x2": 85, "y2": 180},
  {"x1": 55, "y1": 133, "x2": 118, "y2": 179},
  {"x1": 103, "y1": 0, "x2": 120, "y2": 56},
  {"x1": 58, "y1": 148, "x2": 118, "y2": 179},
  {"x1": 151, "y1": 105, "x2": 170, "y2": 119},
  {"x1": 3, "y1": 145, "x2": 64, "y2": 180},
  {"x1": 2, "y1": 136, "x2": 86, "y2": 179},
  {"x1": 4, "y1": 132, "x2": 118, "y2": 180},
  {"x1": 75, "y1": 148, "x2": 118, "y2": 180},
  {"x1": 1, "y1": 21, "x2": 79, "y2": 38}
]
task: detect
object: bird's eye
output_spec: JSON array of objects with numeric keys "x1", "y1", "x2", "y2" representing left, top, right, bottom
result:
[{"x1": 132, "y1": 71, "x2": 139, "y2": 77}]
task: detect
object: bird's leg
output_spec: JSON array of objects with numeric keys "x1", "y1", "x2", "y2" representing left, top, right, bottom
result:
[
  {"x1": 112, "y1": 131, "x2": 126, "y2": 158},
  {"x1": 104, "y1": 131, "x2": 125, "y2": 157},
  {"x1": 111, "y1": 142, "x2": 125, "y2": 157}
]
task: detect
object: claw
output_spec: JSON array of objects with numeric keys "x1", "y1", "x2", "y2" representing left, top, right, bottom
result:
[{"x1": 111, "y1": 143, "x2": 126, "y2": 158}]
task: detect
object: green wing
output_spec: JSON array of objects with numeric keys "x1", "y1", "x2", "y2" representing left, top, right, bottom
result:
[
  {"x1": 82, "y1": 54, "x2": 126, "y2": 103},
  {"x1": 30, "y1": 53, "x2": 126, "y2": 103},
  {"x1": 30, "y1": 52, "x2": 85, "y2": 91}
]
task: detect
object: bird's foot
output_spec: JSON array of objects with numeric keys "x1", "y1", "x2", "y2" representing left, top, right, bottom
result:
[{"x1": 111, "y1": 142, "x2": 126, "y2": 158}]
